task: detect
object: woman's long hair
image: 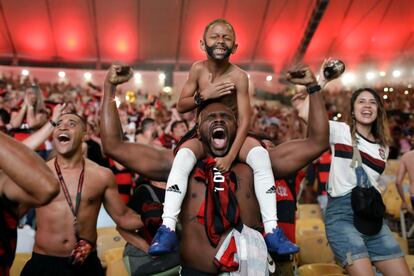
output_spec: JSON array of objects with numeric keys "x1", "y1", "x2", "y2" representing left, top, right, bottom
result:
[
  {"x1": 25, "y1": 85, "x2": 45, "y2": 113},
  {"x1": 348, "y1": 88, "x2": 391, "y2": 146}
]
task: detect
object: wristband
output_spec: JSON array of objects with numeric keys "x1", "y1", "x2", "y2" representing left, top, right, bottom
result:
[
  {"x1": 49, "y1": 120, "x2": 57, "y2": 127},
  {"x1": 306, "y1": 84, "x2": 321, "y2": 94},
  {"x1": 194, "y1": 93, "x2": 202, "y2": 106}
]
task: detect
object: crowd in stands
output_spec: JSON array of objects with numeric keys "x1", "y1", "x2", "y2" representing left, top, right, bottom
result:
[
  {"x1": 2, "y1": 74, "x2": 413, "y2": 159},
  {"x1": 0, "y1": 72, "x2": 413, "y2": 221}
]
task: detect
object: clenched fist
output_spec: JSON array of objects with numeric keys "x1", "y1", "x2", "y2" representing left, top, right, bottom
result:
[
  {"x1": 286, "y1": 64, "x2": 317, "y2": 87},
  {"x1": 106, "y1": 64, "x2": 133, "y2": 86}
]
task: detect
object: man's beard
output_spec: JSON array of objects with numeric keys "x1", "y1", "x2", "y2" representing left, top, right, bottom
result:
[{"x1": 205, "y1": 42, "x2": 233, "y2": 60}]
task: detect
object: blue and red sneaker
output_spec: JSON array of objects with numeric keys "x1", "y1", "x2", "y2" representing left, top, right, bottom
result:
[
  {"x1": 264, "y1": 227, "x2": 299, "y2": 255},
  {"x1": 148, "y1": 225, "x2": 179, "y2": 256}
]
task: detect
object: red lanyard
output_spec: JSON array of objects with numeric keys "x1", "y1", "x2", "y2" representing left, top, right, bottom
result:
[{"x1": 54, "y1": 158, "x2": 85, "y2": 225}]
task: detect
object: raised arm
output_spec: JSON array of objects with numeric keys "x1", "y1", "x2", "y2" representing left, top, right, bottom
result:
[
  {"x1": 215, "y1": 71, "x2": 249, "y2": 173},
  {"x1": 269, "y1": 66, "x2": 329, "y2": 178},
  {"x1": 0, "y1": 132, "x2": 59, "y2": 212},
  {"x1": 176, "y1": 62, "x2": 201, "y2": 113},
  {"x1": 100, "y1": 64, "x2": 173, "y2": 181},
  {"x1": 26, "y1": 106, "x2": 47, "y2": 129},
  {"x1": 10, "y1": 105, "x2": 27, "y2": 129},
  {"x1": 23, "y1": 103, "x2": 65, "y2": 150}
]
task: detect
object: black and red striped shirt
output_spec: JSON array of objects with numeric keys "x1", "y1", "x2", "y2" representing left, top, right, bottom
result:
[
  {"x1": 0, "y1": 196, "x2": 18, "y2": 276},
  {"x1": 109, "y1": 159, "x2": 133, "y2": 204}
]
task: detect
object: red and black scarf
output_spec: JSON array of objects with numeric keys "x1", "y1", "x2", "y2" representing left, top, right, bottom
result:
[{"x1": 194, "y1": 157, "x2": 243, "y2": 247}]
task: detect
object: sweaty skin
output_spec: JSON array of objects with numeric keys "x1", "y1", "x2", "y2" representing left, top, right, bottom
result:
[
  {"x1": 33, "y1": 113, "x2": 142, "y2": 257},
  {"x1": 100, "y1": 64, "x2": 329, "y2": 272},
  {"x1": 178, "y1": 103, "x2": 261, "y2": 272},
  {"x1": 0, "y1": 132, "x2": 59, "y2": 217},
  {"x1": 180, "y1": 162, "x2": 259, "y2": 272}
]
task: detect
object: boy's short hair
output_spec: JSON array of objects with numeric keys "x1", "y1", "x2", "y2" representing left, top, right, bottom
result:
[
  {"x1": 171, "y1": 120, "x2": 188, "y2": 132},
  {"x1": 203, "y1": 18, "x2": 236, "y2": 40}
]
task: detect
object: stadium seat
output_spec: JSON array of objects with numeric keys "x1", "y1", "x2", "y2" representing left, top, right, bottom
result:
[
  {"x1": 392, "y1": 232, "x2": 409, "y2": 255},
  {"x1": 10, "y1": 252, "x2": 32, "y2": 276},
  {"x1": 387, "y1": 195, "x2": 402, "y2": 218},
  {"x1": 103, "y1": 247, "x2": 124, "y2": 266},
  {"x1": 297, "y1": 204, "x2": 323, "y2": 220},
  {"x1": 97, "y1": 233, "x2": 126, "y2": 267},
  {"x1": 298, "y1": 263, "x2": 344, "y2": 276},
  {"x1": 296, "y1": 218, "x2": 326, "y2": 236},
  {"x1": 383, "y1": 160, "x2": 400, "y2": 176},
  {"x1": 106, "y1": 257, "x2": 129, "y2": 276},
  {"x1": 97, "y1": 226, "x2": 119, "y2": 237},
  {"x1": 404, "y1": 255, "x2": 414, "y2": 275},
  {"x1": 296, "y1": 232, "x2": 335, "y2": 265}
]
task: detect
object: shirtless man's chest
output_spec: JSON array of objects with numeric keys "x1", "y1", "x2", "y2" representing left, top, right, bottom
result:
[{"x1": 34, "y1": 162, "x2": 106, "y2": 256}]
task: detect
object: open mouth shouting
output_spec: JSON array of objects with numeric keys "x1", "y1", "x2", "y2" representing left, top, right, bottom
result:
[
  {"x1": 210, "y1": 124, "x2": 228, "y2": 151},
  {"x1": 56, "y1": 133, "x2": 71, "y2": 145}
]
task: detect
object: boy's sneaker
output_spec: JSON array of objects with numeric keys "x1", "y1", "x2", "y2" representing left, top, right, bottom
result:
[
  {"x1": 148, "y1": 225, "x2": 178, "y2": 256},
  {"x1": 264, "y1": 227, "x2": 299, "y2": 255}
]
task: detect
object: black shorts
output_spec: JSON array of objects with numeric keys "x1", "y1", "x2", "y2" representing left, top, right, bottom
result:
[{"x1": 21, "y1": 251, "x2": 104, "y2": 276}]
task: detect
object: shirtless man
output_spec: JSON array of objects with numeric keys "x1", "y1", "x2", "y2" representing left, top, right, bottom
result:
[
  {"x1": 0, "y1": 132, "x2": 59, "y2": 276},
  {"x1": 396, "y1": 149, "x2": 414, "y2": 211},
  {"x1": 151, "y1": 18, "x2": 298, "y2": 256},
  {"x1": 21, "y1": 112, "x2": 143, "y2": 276},
  {"x1": 101, "y1": 62, "x2": 328, "y2": 273},
  {"x1": 0, "y1": 103, "x2": 65, "y2": 276}
]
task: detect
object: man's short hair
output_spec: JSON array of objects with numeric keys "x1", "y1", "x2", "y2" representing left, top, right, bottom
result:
[
  {"x1": 171, "y1": 120, "x2": 188, "y2": 132},
  {"x1": 203, "y1": 18, "x2": 236, "y2": 40},
  {"x1": 60, "y1": 112, "x2": 86, "y2": 130},
  {"x1": 140, "y1": 118, "x2": 155, "y2": 132}
]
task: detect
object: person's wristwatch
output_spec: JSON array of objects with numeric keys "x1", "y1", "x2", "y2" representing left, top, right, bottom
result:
[
  {"x1": 306, "y1": 84, "x2": 322, "y2": 94},
  {"x1": 194, "y1": 93, "x2": 202, "y2": 106}
]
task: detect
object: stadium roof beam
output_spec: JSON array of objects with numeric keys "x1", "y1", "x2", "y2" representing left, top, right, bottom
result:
[{"x1": 291, "y1": 0, "x2": 329, "y2": 63}]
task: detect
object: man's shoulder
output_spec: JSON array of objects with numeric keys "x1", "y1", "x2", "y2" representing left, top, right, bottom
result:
[
  {"x1": 191, "y1": 60, "x2": 207, "y2": 71},
  {"x1": 85, "y1": 159, "x2": 113, "y2": 177},
  {"x1": 229, "y1": 64, "x2": 247, "y2": 77}
]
